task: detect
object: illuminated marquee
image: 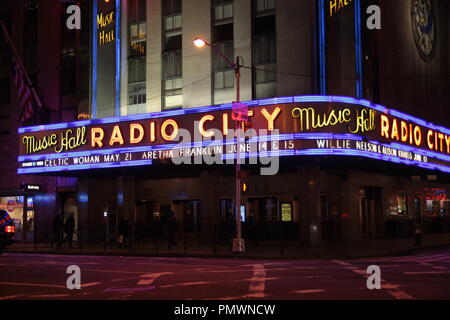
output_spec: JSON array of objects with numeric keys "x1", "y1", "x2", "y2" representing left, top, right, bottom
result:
[{"x1": 17, "y1": 96, "x2": 450, "y2": 174}]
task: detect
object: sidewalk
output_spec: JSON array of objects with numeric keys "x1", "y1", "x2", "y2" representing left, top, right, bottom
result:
[{"x1": 5, "y1": 233, "x2": 450, "y2": 260}]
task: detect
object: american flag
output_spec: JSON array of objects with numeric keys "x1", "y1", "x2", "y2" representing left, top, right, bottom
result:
[
  {"x1": 1, "y1": 21, "x2": 41, "y2": 124},
  {"x1": 11, "y1": 56, "x2": 35, "y2": 122}
]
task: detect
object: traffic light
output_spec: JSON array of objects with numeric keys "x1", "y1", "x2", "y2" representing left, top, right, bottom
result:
[
  {"x1": 241, "y1": 181, "x2": 248, "y2": 193},
  {"x1": 240, "y1": 170, "x2": 249, "y2": 194}
]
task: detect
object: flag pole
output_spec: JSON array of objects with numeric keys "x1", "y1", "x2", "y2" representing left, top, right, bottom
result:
[{"x1": 0, "y1": 21, "x2": 43, "y2": 109}]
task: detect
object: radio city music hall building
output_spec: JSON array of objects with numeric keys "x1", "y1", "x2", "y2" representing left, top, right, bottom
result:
[{"x1": 2, "y1": 0, "x2": 450, "y2": 247}]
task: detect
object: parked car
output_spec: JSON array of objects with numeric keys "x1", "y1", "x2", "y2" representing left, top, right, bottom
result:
[{"x1": 0, "y1": 209, "x2": 15, "y2": 255}]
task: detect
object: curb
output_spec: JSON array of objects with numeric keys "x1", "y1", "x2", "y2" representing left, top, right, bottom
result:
[{"x1": 5, "y1": 242, "x2": 449, "y2": 260}]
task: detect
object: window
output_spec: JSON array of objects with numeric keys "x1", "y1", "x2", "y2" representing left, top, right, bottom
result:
[
  {"x1": 252, "y1": 0, "x2": 276, "y2": 99},
  {"x1": 213, "y1": 2, "x2": 233, "y2": 23},
  {"x1": 163, "y1": 15, "x2": 182, "y2": 51},
  {"x1": 253, "y1": 34, "x2": 276, "y2": 99},
  {"x1": 128, "y1": 0, "x2": 146, "y2": 113},
  {"x1": 129, "y1": 21, "x2": 146, "y2": 57},
  {"x1": 162, "y1": 51, "x2": 182, "y2": 109},
  {"x1": 249, "y1": 197, "x2": 278, "y2": 221},
  {"x1": 162, "y1": 0, "x2": 182, "y2": 110},
  {"x1": 212, "y1": 41, "x2": 234, "y2": 90},
  {"x1": 212, "y1": 1, "x2": 234, "y2": 104},
  {"x1": 128, "y1": 58, "x2": 146, "y2": 111},
  {"x1": 254, "y1": 0, "x2": 275, "y2": 15},
  {"x1": 128, "y1": 0, "x2": 146, "y2": 23},
  {"x1": 162, "y1": 0, "x2": 181, "y2": 16},
  {"x1": 396, "y1": 193, "x2": 408, "y2": 216},
  {"x1": 182, "y1": 200, "x2": 201, "y2": 233},
  {"x1": 424, "y1": 189, "x2": 448, "y2": 217},
  {"x1": 220, "y1": 199, "x2": 234, "y2": 221}
]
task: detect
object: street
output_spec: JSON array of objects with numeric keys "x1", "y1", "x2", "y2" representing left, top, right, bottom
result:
[{"x1": 0, "y1": 249, "x2": 449, "y2": 300}]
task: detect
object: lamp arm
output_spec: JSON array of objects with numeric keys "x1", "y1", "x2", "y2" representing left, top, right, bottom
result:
[{"x1": 207, "y1": 42, "x2": 236, "y2": 69}]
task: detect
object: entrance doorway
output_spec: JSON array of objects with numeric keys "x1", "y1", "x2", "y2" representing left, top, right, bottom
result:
[
  {"x1": 247, "y1": 197, "x2": 278, "y2": 222},
  {"x1": 173, "y1": 200, "x2": 201, "y2": 233},
  {"x1": 359, "y1": 187, "x2": 382, "y2": 239},
  {"x1": 61, "y1": 194, "x2": 79, "y2": 242}
]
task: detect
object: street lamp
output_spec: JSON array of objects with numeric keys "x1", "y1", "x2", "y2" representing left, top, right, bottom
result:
[{"x1": 193, "y1": 37, "x2": 245, "y2": 253}]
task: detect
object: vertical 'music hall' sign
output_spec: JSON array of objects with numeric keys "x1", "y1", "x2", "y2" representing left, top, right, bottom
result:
[{"x1": 92, "y1": 0, "x2": 120, "y2": 119}]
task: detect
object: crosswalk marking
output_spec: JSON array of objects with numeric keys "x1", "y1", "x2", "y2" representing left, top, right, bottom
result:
[
  {"x1": 0, "y1": 295, "x2": 23, "y2": 300},
  {"x1": 137, "y1": 272, "x2": 172, "y2": 285},
  {"x1": 246, "y1": 265, "x2": 266, "y2": 298},
  {"x1": 330, "y1": 260, "x2": 415, "y2": 300},
  {"x1": 360, "y1": 252, "x2": 450, "y2": 264},
  {"x1": 293, "y1": 289, "x2": 326, "y2": 294},
  {"x1": 0, "y1": 281, "x2": 67, "y2": 288},
  {"x1": 404, "y1": 270, "x2": 450, "y2": 275}
]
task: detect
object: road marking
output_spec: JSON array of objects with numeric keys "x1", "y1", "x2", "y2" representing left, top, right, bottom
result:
[
  {"x1": 245, "y1": 265, "x2": 266, "y2": 298},
  {"x1": 104, "y1": 285, "x2": 156, "y2": 293},
  {"x1": 419, "y1": 261, "x2": 448, "y2": 269},
  {"x1": 159, "y1": 281, "x2": 213, "y2": 288},
  {"x1": 404, "y1": 270, "x2": 450, "y2": 275},
  {"x1": 330, "y1": 260, "x2": 414, "y2": 300},
  {"x1": 159, "y1": 277, "x2": 279, "y2": 289},
  {"x1": 82, "y1": 282, "x2": 101, "y2": 288},
  {"x1": 137, "y1": 272, "x2": 172, "y2": 285},
  {"x1": 0, "y1": 295, "x2": 24, "y2": 300},
  {"x1": 414, "y1": 254, "x2": 450, "y2": 263},
  {"x1": 361, "y1": 253, "x2": 450, "y2": 263},
  {"x1": 331, "y1": 260, "x2": 351, "y2": 266},
  {"x1": 82, "y1": 268, "x2": 148, "y2": 274},
  {"x1": 186, "y1": 267, "x2": 287, "y2": 274},
  {"x1": 432, "y1": 266, "x2": 447, "y2": 270},
  {"x1": 293, "y1": 289, "x2": 326, "y2": 294},
  {"x1": 0, "y1": 281, "x2": 67, "y2": 289},
  {"x1": 29, "y1": 294, "x2": 70, "y2": 298}
]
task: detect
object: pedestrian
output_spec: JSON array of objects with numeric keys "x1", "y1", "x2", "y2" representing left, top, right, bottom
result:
[
  {"x1": 117, "y1": 219, "x2": 129, "y2": 248},
  {"x1": 52, "y1": 214, "x2": 63, "y2": 248},
  {"x1": 166, "y1": 212, "x2": 178, "y2": 250},
  {"x1": 64, "y1": 214, "x2": 75, "y2": 248}
]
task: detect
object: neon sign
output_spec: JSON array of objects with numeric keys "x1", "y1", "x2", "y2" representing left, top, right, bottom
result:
[
  {"x1": 16, "y1": 96, "x2": 450, "y2": 174},
  {"x1": 291, "y1": 107, "x2": 375, "y2": 134},
  {"x1": 22, "y1": 127, "x2": 87, "y2": 154},
  {"x1": 97, "y1": 11, "x2": 115, "y2": 46},
  {"x1": 380, "y1": 115, "x2": 450, "y2": 154},
  {"x1": 329, "y1": 0, "x2": 353, "y2": 17}
]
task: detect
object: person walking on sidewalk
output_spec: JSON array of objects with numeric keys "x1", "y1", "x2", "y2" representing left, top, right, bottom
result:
[{"x1": 166, "y1": 212, "x2": 178, "y2": 250}]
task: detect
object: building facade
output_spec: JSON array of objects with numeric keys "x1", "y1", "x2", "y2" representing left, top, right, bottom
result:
[{"x1": 2, "y1": 0, "x2": 450, "y2": 247}]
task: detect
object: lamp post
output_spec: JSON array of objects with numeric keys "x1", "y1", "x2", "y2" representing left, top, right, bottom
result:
[{"x1": 194, "y1": 37, "x2": 245, "y2": 253}]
